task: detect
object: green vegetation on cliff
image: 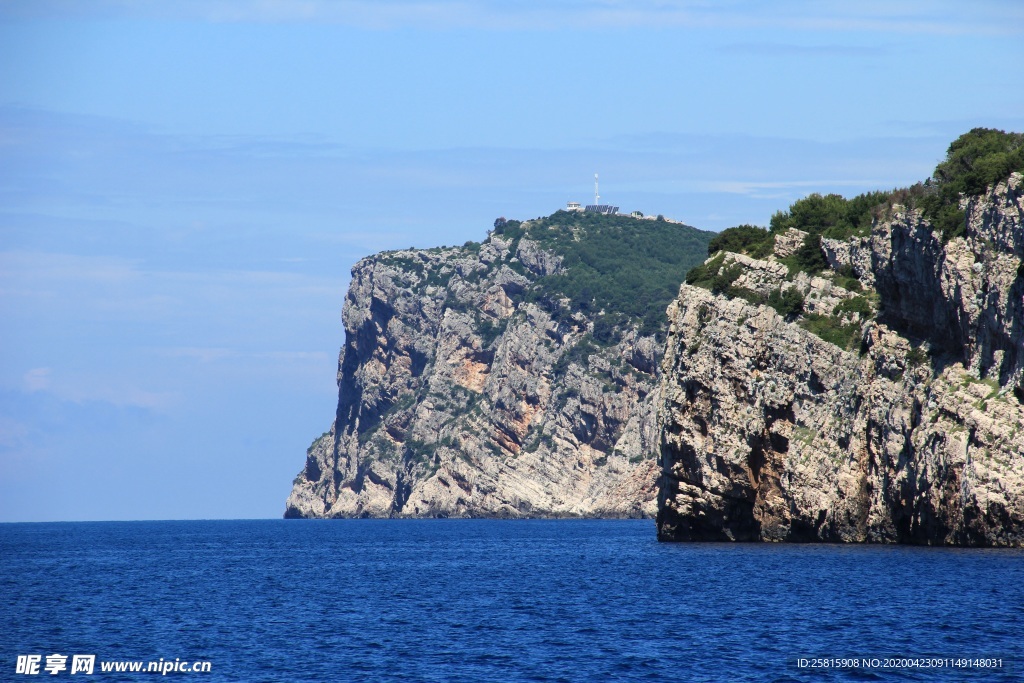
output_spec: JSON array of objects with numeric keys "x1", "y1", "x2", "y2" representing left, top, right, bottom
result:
[
  {"x1": 495, "y1": 212, "x2": 714, "y2": 338},
  {"x1": 707, "y1": 224, "x2": 774, "y2": 259},
  {"x1": 683, "y1": 128, "x2": 1024, "y2": 350},
  {"x1": 704, "y1": 128, "x2": 1024, "y2": 277},
  {"x1": 770, "y1": 190, "x2": 889, "y2": 240},
  {"x1": 915, "y1": 128, "x2": 1024, "y2": 241},
  {"x1": 698, "y1": 129, "x2": 1024, "y2": 279}
]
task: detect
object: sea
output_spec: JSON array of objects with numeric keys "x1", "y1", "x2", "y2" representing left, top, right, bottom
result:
[{"x1": 2, "y1": 519, "x2": 1021, "y2": 682}]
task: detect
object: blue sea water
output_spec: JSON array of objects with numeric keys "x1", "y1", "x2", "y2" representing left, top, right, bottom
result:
[{"x1": 1, "y1": 520, "x2": 1021, "y2": 682}]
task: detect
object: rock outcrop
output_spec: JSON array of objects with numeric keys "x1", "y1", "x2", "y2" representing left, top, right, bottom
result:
[
  {"x1": 658, "y1": 173, "x2": 1024, "y2": 546},
  {"x1": 287, "y1": 214, "x2": 711, "y2": 518}
]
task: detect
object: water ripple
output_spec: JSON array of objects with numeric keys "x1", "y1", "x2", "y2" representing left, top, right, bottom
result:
[{"x1": 2, "y1": 520, "x2": 1021, "y2": 682}]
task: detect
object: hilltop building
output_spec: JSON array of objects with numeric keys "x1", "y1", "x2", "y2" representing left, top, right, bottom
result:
[
  {"x1": 566, "y1": 173, "x2": 618, "y2": 214},
  {"x1": 563, "y1": 174, "x2": 684, "y2": 223},
  {"x1": 564, "y1": 200, "x2": 619, "y2": 214}
]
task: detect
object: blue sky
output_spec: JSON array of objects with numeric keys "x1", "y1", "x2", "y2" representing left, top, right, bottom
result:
[{"x1": 1, "y1": 1, "x2": 1022, "y2": 521}]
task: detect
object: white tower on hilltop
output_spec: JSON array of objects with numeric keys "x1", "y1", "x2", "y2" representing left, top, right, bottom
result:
[{"x1": 583, "y1": 174, "x2": 617, "y2": 214}]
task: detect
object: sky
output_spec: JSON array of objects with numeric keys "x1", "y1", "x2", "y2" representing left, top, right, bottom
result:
[{"x1": 1, "y1": 1, "x2": 1022, "y2": 521}]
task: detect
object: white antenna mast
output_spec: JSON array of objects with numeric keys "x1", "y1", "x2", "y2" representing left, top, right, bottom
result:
[{"x1": 594, "y1": 173, "x2": 600, "y2": 205}]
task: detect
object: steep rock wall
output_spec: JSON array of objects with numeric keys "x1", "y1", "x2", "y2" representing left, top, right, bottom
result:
[
  {"x1": 658, "y1": 174, "x2": 1024, "y2": 545},
  {"x1": 286, "y1": 230, "x2": 668, "y2": 518}
]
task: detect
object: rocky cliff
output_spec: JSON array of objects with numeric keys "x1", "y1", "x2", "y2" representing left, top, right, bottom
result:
[
  {"x1": 657, "y1": 173, "x2": 1024, "y2": 545},
  {"x1": 286, "y1": 213, "x2": 712, "y2": 518}
]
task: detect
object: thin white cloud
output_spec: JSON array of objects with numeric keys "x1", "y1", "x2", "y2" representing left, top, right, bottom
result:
[
  {"x1": 155, "y1": 347, "x2": 330, "y2": 363},
  {"x1": 723, "y1": 42, "x2": 884, "y2": 58},
  {"x1": 23, "y1": 367, "x2": 51, "y2": 392},
  {"x1": 255, "y1": 350, "x2": 332, "y2": 361},
  {"x1": 0, "y1": 251, "x2": 139, "y2": 285},
  {"x1": 0, "y1": 250, "x2": 338, "y2": 311},
  {"x1": 15, "y1": 365, "x2": 179, "y2": 411},
  {"x1": 698, "y1": 179, "x2": 890, "y2": 196},
  {"x1": 1, "y1": 0, "x2": 1020, "y2": 35},
  {"x1": 57, "y1": 384, "x2": 179, "y2": 411},
  {"x1": 160, "y1": 347, "x2": 236, "y2": 363}
]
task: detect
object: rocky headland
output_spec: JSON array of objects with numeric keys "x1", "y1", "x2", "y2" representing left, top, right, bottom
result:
[{"x1": 286, "y1": 213, "x2": 712, "y2": 518}]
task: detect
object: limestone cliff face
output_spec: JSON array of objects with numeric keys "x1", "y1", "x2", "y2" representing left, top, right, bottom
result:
[
  {"x1": 285, "y1": 219, "x2": 696, "y2": 518},
  {"x1": 657, "y1": 174, "x2": 1024, "y2": 545}
]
